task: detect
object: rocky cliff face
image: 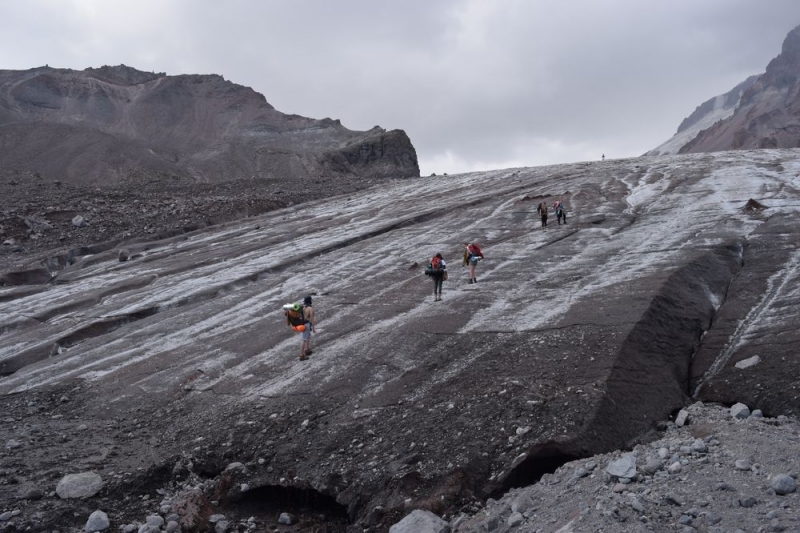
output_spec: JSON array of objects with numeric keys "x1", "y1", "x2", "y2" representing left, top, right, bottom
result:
[
  {"x1": 0, "y1": 65, "x2": 419, "y2": 185},
  {"x1": 645, "y1": 76, "x2": 759, "y2": 156},
  {"x1": 679, "y1": 25, "x2": 800, "y2": 153}
]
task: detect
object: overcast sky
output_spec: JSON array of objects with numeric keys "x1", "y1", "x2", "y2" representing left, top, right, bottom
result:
[{"x1": 2, "y1": 1, "x2": 799, "y2": 175}]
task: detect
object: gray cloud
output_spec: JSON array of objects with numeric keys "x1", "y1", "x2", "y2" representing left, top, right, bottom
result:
[{"x1": 2, "y1": 0, "x2": 799, "y2": 174}]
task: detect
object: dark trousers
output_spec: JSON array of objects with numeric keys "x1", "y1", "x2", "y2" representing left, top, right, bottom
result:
[
  {"x1": 557, "y1": 211, "x2": 566, "y2": 224},
  {"x1": 540, "y1": 215, "x2": 547, "y2": 227},
  {"x1": 433, "y1": 276, "x2": 443, "y2": 295}
]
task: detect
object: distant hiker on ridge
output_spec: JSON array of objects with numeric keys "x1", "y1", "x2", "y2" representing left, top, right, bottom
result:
[
  {"x1": 602, "y1": 154, "x2": 605, "y2": 161},
  {"x1": 462, "y1": 242, "x2": 484, "y2": 284},
  {"x1": 425, "y1": 252, "x2": 447, "y2": 301},
  {"x1": 537, "y1": 201, "x2": 548, "y2": 230},
  {"x1": 554, "y1": 199, "x2": 567, "y2": 225}
]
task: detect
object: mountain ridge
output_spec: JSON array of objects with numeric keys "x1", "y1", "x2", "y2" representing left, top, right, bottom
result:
[{"x1": 0, "y1": 65, "x2": 419, "y2": 185}]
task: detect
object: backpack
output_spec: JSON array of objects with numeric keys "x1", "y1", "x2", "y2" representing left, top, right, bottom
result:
[
  {"x1": 283, "y1": 303, "x2": 307, "y2": 331},
  {"x1": 426, "y1": 256, "x2": 444, "y2": 276},
  {"x1": 469, "y1": 244, "x2": 482, "y2": 258}
]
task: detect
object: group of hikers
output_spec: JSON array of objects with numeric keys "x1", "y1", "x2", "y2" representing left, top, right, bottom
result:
[
  {"x1": 424, "y1": 198, "x2": 567, "y2": 301},
  {"x1": 536, "y1": 198, "x2": 567, "y2": 229},
  {"x1": 425, "y1": 242, "x2": 484, "y2": 301},
  {"x1": 286, "y1": 197, "x2": 568, "y2": 358}
]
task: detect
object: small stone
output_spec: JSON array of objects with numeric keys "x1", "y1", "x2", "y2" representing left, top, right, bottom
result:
[
  {"x1": 165, "y1": 522, "x2": 179, "y2": 533},
  {"x1": 771, "y1": 474, "x2": 796, "y2": 495},
  {"x1": 690, "y1": 439, "x2": 707, "y2": 453},
  {"x1": 388, "y1": 509, "x2": 449, "y2": 533},
  {"x1": 678, "y1": 514, "x2": 692, "y2": 525},
  {"x1": 668, "y1": 462, "x2": 683, "y2": 474},
  {"x1": 56, "y1": 472, "x2": 104, "y2": 499},
  {"x1": 705, "y1": 512, "x2": 722, "y2": 525},
  {"x1": 606, "y1": 454, "x2": 637, "y2": 479},
  {"x1": 730, "y1": 403, "x2": 750, "y2": 419},
  {"x1": 675, "y1": 409, "x2": 689, "y2": 427},
  {"x1": 19, "y1": 487, "x2": 44, "y2": 500},
  {"x1": 734, "y1": 355, "x2": 761, "y2": 369},
  {"x1": 657, "y1": 447, "x2": 669, "y2": 459},
  {"x1": 507, "y1": 512, "x2": 524, "y2": 527},
  {"x1": 735, "y1": 459, "x2": 752, "y2": 471},
  {"x1": 573, "y1": 466, "x2": 589, "y2": 478},
  {"x1": 612, "y1": 483, "x2": 626, "y2": 493},
  {"x1": 0, "y1": 511, "x2": 12, "y2": 521},
  {"x1": 751, "y1": 409, "x2": 764, "y2": 419},
  {"x1": 278, "y1": 513, "x2": 292, "y2": 525},
  {"x1": 85, "y1": 510, "x2": 110, "y2": 532},
  {"x1": 739, "y1": 496, "x2": 757, "y2": 508},
  {"x1": 215, "y1": 520, "x2": 230, "y2": 533},
  {"x1": 5, "y1": 439, "x2": 21, "y2": 450},
  {"x1": 145, "y1": 515, "x2": 164, "y2": 528},
  {"x1": 72, "y1": 215, "x2": 86, "y2": 228}
]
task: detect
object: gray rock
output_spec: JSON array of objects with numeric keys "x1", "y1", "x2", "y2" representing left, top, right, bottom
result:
[
  {"x1": 72, "y1": 215, "x2": 86, "y2": 228},
  {"x1": 641, "y1": 457, "x2": 663, "y2": 475},
  {"x1": 389, "y1": 509, "x2": 450, "y2": 533},
  {"x1": 730, "y1": 403, "x2": 750, "y2": 419},
  {"x1": 19, "y1": 487, "x2": 44, "y2": 500},
  {"x1": 119, "y1": 249, "x2": 130, "y2": 262},
  {"x1": 751, "y1": 409, "x2": 764, "y2": 419},
  {"x1": 5, "y1": 439, "x2": 21, "y2": 450},
  {"x1": 165, "y1": 522, "x2": 179, "y2": 533},
  {"x1": 734, "y1": 355, "x2": 761, "y2": 369},
  {"x1": 85, "y1": 510, "x2": 110, "y2": 532},
  {"x1": 215, "y1": 520, "x2": 230, "y2": 533},
  {"x1": 145, "y1": 515, "x2": 164, "y2": 528},
  {"x1": 771, "y1": 474, "x2": 796, "y2": 495},
  {"x1": 690, "y1": 439, "x2": 708, "y2": 453},
  {"x1": 668, "y1": 462, "x2": 683, "y2": 474},
  {"x1": 278, "y1": 513, "x2": 293, "y2": 525},
  {"x1": 0, "y1": 511, "x2": 12, "y2": 521},
  {"x1": 56, "y1": 472, "x2": 104, "y2": 499},
  {"x1": 675, "y1": 409, "x2": 689, "y2": 427},
  {"x1": 606, "y1": 453, "x2": 637, "y2": 478},
  {"x1": 510, "y1": 493, "x2": 533, "y2": 514},
  {"x1": 739, "y1": 496, "x2": 757, "y2": 508},
  {"x1": 705, "y1": 512, "x2": 722, "y2": 525},
  {"x1": 507, "y1": 512, "x2": 524, "y2": 527},
  {"x1": 735, "y1": 459, "x2": 751, "y2": 471}
]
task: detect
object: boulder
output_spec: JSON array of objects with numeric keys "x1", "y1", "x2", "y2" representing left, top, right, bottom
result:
[
  {"x1": 56, "y1": 472, "x2": 103, "y2": 499},
  {"x1": 606, "y1": 454, "x2": 637, "y2": 479},
  {"x1": 389, "y1": 509, "x2": 450, "y2": 533}
]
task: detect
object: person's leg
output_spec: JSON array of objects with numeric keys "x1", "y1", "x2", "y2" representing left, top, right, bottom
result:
[
  {"x1": 563, "y1": 212, "x2": 567, "y2": 224},
  {"x1": 468, "y1": 262, "x2": 476, "y2": 282},
  {"x1": 434, "y1": 277, "x2": 442, "y2": 299},
  {"x1": 300, "y1": 328, "x2": 310, "y2": 359}
]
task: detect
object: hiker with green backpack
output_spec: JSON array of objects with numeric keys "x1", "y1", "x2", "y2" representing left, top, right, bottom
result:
[{"x1": 284, "y1": 295, "x2": 316, "y2": 360}]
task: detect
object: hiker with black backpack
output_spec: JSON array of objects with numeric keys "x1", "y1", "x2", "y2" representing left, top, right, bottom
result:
[
  {"x1": 425, "y1": 253, "x2": 447, "y2": 301},
  {"x1": 462, "y1": 242, "x2": 484, "y2": 284}
]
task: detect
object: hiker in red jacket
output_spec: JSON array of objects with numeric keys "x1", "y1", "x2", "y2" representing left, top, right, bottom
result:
[{"x1": 462, "y1": 242, "x2": 484, "y2": 284}]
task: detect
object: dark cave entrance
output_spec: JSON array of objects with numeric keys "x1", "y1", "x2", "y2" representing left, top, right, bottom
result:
[
  {"x1": 490, "y1": 442, "x2": 581, "y2": 499},
  {"x1": 228, "y1": 484, "x2": 350, "y2": 529}
]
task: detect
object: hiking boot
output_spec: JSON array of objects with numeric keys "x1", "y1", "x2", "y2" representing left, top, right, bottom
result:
[
  {"x1": 473, "y1": 278, "x2": 478, "y2": 283},
  {"x1": 305, "y1": 349, "x2": 313, "y2": 356},
  {"x1": 299, "y1": 355, "x2": 308, "y2": 361},
  {"x1": 468, "y1": 279, "x2": 473, "y2": 285}
]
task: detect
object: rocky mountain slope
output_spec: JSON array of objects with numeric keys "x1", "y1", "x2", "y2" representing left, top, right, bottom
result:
[
  {"x1": 678, "y1": 25, "x2": 800, "y2": 154},
  {"x1": 645, "y1": 76, "x2": 758, "y2": 156},
  {"x1": 1, "y1": 148, "x2": 799, "y2": 531},
  {"x1": 0, "y1": 65, "x2": 419, "y2": 186}
]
